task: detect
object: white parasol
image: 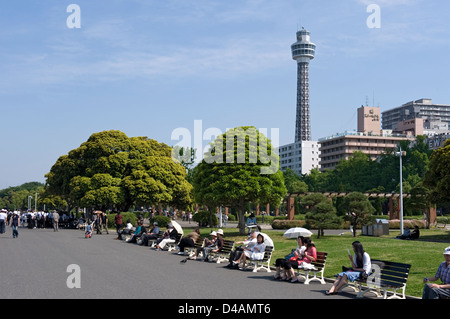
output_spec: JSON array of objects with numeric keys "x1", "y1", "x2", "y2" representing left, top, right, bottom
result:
[
  {"x1": 255, "y1": 232, "x2": 274, "y2": 249},
  {"x1": 169, "y1": 220, "x2": 183, "y2": 236},
  {"x1": 283, "y1": 227, "x2": 313, "y2": 238}
]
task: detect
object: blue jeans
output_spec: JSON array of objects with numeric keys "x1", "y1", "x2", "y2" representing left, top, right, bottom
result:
[{"x1": 12, "y1": 225, "x2": 19, "y2": 238}]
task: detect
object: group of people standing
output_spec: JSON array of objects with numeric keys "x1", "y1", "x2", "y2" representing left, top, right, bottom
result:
[{"x1": 0, "y1": 209, "x2": 63, "y2": 237}]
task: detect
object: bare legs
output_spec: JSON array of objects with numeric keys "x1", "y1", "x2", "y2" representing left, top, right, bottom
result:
[{"x1": 327, "y1": 274, "x2": 348, "y2": 295}]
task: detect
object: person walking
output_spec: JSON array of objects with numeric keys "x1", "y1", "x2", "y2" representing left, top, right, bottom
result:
[
  {"x1": 52, "y1": 210, "x2": 60, "y2": 232},
  {"x1": 114, "y1": 211, "x2": 123, "y2": 240},
  {"x1": 0, "y1": 209, "x2": 7, "y2": 234},
  {"x1": 11, "y1": 212, "x2": 20, "y2": 238},
  {"x1": 101, "y1": 212, "x2": 109, "y2": 234}
]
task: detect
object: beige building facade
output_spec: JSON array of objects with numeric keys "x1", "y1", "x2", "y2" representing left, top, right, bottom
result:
[
  {"x1": 319, "y1": 132, "x2": 413, "y2": 171},
  {"x1": 319, "y1": 105, "x2": 413, "y2": 171}
]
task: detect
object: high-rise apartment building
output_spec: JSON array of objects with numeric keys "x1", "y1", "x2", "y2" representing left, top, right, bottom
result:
[{"x1": 382, "y1": 98, "x2": 450, "y2": 131}]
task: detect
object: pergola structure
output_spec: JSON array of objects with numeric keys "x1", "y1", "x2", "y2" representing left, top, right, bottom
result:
[{"x1": 286, "y1": 192, "x2": 436, "y2": 225}]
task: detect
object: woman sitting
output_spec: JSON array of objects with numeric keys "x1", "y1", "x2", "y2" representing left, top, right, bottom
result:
[
  {"x1": 326, "y1": 241, "x2": 371, "y2": 295},
  {"x1": 155, "y1": 223, "x2": 178, "y2": 251},
  {"x1": 274, "y1": 236, "x2": 306, "y2": 281},
  {"x1": 274, "y1": 237, "x2": 316, "y2": 283},
  {"x1": 233, "y1": 233, "x2": 266, "y2": 270},
  {"x1": 177, "y1": 227, "x2": 201, "y2": 255}
]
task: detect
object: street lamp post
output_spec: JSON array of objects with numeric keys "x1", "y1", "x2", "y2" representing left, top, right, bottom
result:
[
  {"x1": 395, "y1": 149, "x2": 406, "y2": 234},
  {"x1": 28, "y1": 195, "x2": 33, "y2": 211}
]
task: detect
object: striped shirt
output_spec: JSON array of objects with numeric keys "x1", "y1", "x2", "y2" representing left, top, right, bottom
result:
[{"x1": 435, "y1": 262, "x2": 450, "y2": 285}]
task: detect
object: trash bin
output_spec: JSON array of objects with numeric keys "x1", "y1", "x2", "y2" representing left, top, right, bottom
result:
[
  {"x1": 362, "y1": 219, "x2": 389, "y2": 237},
  {"x1": 374, "y1": 219, "x2": 389, "y2": 236}
]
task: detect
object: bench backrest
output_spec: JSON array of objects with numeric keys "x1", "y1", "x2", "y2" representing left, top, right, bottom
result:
[
  {"x1": 310, "y1": 252, "x2": 327, "y2": 270},
  {"x1": 371, "y1": 259, "x2": 411, "y2": 287},
  {"x1": 174, "y1": 233, "x2": 183, "y2": 243},
  {"x1": 195, "y1": 236, "x2": 205, "y2": 248},
  {"x1": 262, "y1": 246, "x2": 274, "y2": 261},
  {"x1": 221, "y1": 240, "x2": 235, "y2": 253}
]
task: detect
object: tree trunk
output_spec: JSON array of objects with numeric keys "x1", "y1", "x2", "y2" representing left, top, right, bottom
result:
[{"x1": 238, "y1": 199, "x2": 246, "y2": 235}]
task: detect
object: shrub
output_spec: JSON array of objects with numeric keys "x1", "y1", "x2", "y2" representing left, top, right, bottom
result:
[
  {"x1": 193, "y1": 211, "x2": 218, "y2": 227},
  {"x1": 388, "y1": 219, "x2": 426, "y2": 229},
  {"x1": 271, "y1": 219, "x2": 307, "y2": 229},
  {"x1": 150, "y1": 215, "x2": 171, "y2": 228}
]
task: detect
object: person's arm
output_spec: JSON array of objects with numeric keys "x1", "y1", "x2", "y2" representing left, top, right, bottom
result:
[{"x1": 304, "y1": 247, "x2": 317, "y2": 262}]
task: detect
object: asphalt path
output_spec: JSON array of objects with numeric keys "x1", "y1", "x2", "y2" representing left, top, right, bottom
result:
[{"x1": 0, "y1": 226, "x2": 356, "y2": 301}]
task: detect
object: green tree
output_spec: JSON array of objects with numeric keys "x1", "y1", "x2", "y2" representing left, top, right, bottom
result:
[
  {"x1": 45, "y1": 130, "x2": 193, "y2": 212},
  {"x1": 301, "y1": 193, "x2": 340, "y2": 238},
  {"x1": 342, "y1": 192, "x2": 376, "y2": 237},
  {"x1": 192, "y1": 126, "x2": 287, "y2": 235},
  {"x1": 424, "y1": 139, "x2": 450, "y2": 205}
]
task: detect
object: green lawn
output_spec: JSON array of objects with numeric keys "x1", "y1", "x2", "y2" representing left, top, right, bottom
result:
[{"x1": 190, "y1": 227, "x2": 450, "y2": 298}]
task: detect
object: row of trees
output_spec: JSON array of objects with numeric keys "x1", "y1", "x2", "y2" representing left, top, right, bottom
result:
[
  {"x1": 2, "y1": 129, "x2": 449, "y2": 235},
  {"x1": 285, "y1": 136, "x2": 449, "y2": 217}
]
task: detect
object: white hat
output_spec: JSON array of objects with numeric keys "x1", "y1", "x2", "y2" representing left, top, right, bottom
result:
[
  {"x1": 217, "y1": 229, "x2": 224, "y2": 235},
  {"x1": 444, "y1": 247, "x2": 450, "y2": 255},
  {"x1": 210, "y1": 231, "x2": 217, "y2": 237}
]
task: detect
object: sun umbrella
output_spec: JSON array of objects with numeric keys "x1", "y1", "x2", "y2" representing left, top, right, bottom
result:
[
  {"x1": 283, "y1": 227, "x2": 313, "y2": 238},
  {"x1": 170, "y1": 220, "x2": 183, "y2": 236},
  {"x1": 255, "y1": 232, "x2": 274, "y2": 249}
]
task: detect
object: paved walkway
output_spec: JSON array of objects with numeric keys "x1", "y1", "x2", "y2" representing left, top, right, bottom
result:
[{"x1": 0, "y1": 226, "x2": 369, "y2": 301}]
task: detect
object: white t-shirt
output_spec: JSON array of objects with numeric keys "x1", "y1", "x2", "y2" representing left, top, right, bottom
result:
[{"x1": 354, "y1": 252, "x2": 371, "y2": 273}]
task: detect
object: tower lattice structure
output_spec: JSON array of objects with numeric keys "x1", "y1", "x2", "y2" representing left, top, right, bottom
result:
[{"x1": 291, "y1": 28, "x2": 316, "y2": 142}]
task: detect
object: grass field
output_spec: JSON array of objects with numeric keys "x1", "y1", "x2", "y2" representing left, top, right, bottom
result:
[{"x1": 189, "y1": 227, "x2": 450, "y2": 298}]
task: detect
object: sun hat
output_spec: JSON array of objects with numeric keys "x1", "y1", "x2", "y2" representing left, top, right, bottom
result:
[
  {"x1": 210, "y1": 231, "x2": 217, "y2": 237},
  {"x1": 217, "y1": 229, "x2": 224, "y2": 236},
  {"x1": 444, "y1": 247, "x2": 450, "y2": 255}
]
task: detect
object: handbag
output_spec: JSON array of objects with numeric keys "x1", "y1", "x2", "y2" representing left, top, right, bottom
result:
[{"x1": 359, "y1": 271, "x2": 368, "y2": 281}]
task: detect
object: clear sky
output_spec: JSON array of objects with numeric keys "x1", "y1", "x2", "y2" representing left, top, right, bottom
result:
[{"x1": 1, "y1": 0, "x2": 449, "y2": 189}]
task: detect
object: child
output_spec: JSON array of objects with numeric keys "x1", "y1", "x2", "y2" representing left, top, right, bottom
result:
[{"x1": 85, "y1": 222, "x2": 93, "y2": 238}]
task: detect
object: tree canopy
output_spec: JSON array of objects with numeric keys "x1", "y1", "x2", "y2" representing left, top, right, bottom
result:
[
  {"x1": 424, "y1": 139, "x2": 450, "y2": 205},
  {"x1": 45, "y1": 130, "x2": 193, "y2": 212},
  {"x1": 192, "y1": 126, "x2": 287, "y2": 234}
]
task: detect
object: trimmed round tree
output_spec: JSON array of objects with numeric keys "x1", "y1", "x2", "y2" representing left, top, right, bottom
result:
[{"x1": 192, "y1": 126, "x2": 287, "y2": 235}]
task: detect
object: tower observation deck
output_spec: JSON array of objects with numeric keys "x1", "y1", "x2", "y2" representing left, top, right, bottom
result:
[{"x1": 291, "y1": 28, "x2": 316, "y2": 142}]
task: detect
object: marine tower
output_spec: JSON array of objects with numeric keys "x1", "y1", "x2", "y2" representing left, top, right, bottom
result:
[{"x1": 292, "y1": 27, "x2": 316, "y2": 142}]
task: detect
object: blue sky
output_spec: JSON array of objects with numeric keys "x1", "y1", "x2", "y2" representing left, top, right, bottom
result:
[{"x1": 1, "y1": 0, "x2": 449, "y2": 189}]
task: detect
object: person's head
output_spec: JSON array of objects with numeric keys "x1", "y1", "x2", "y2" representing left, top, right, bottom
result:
[
  {"x1": 249, "y1": 213, "x2": 255, "y2": 218},
  {"x1": 352, "y1": 241, "x2": 365, "y2": 266},
  {"x1": 210, "y1": 231, "x2": 217, "y2": 238},
  {"x1": 257, "y1": 233, "x2": 264, "y2": 243},
  {"x1": 217, "y1": 229, "x2": 224, "y2": 237},
  {"x1": 249, "y1": 231, "x2": 257, "y2": 239},
  {"x1": 444, "y1": 247, "x2": 450, "y2": 265},
  {"x1": 297, "y1": 236, "x2": 305, "y2": 246},
  {"x1": 303, "y1": 237, "x2": 314, "y2": 249}
]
